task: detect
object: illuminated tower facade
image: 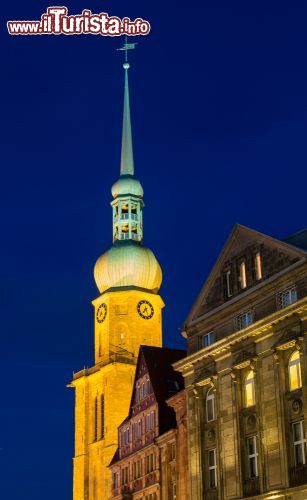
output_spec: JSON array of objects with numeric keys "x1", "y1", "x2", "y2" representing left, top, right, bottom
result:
[{"x1": 70, "y1": 51, "x2": 164, "y2": 500}]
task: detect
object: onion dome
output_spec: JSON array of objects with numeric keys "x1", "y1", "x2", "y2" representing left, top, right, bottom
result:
[
  {"x1": 111, "y1": 175, "x2": 143, "y2": 199},
  {"x1": 94, "y1": 242, "x2": 162, "y2": 294}
]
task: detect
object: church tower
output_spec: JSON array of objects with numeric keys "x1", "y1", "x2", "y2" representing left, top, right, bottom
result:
[{"x1": 70, "y1": 47, "x2": 164, "y2": 500}]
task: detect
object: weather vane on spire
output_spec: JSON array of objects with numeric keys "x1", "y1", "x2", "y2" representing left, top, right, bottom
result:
[{"x1": 117, "y1": 35, "x2": 137, "y2": 66}]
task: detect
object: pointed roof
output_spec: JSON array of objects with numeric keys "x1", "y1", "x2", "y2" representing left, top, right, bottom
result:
[
  {"x1": 122, "y1": 346, "x2": 186, "y2": 432},
  {"x1": 120, "y1": 62, "x2": 134, "y2": 176},
  {"x1": 184, "y1": 224, "x2": 307, "y2": 328}
]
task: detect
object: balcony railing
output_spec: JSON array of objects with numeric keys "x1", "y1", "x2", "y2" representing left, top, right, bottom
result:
[
  {"x1": 243, "y1": 477, "x2": 260, "y2": 497},
  {"x1": 120, "y1": 213, "x2": 129, "y2": 220},
  {"x1": 132, "y1": 479, "x2": 142, "y2": 492},
  {"x1": 289, "y1": 465, "x2": 307, "y2": 486}
]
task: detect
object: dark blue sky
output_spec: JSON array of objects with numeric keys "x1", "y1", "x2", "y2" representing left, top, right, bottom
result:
[{"x1": 1, "y1": 1, "x2": 306, "y2": 498}]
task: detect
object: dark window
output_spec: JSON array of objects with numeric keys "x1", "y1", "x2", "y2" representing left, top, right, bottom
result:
[
  {"x1": 223, "y1": 268, "x2": 233, "y2": 299},
  {"x1": 202, "y1": 331, "x2": 216, "y2": 348},
  {"x1": 167, "y1": 379, "x2": 180, "y2": 393}
]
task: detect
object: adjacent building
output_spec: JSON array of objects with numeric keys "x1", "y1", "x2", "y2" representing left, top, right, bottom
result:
[
  {"x1": 109, "y1": 346, "x2": 185, "y2": 500},
  {"x1": 174, "y1": 224, "x2": 307, "y2": 499},
  {"x1": 157, "y1": 389, "x2": 189, "y2": 500}
]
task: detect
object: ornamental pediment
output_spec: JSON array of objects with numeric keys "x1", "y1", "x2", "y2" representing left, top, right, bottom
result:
[{"x1": 184, "y1": 224, "x2": 306, "y2": 328}]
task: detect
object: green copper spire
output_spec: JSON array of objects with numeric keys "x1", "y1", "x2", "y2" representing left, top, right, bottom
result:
[
  {"x1": 111, "y1": 41, "x2": 144, "y2": 243},
  {"x1": 120, "y1": 62, "x2": 134, "y2": 176}
]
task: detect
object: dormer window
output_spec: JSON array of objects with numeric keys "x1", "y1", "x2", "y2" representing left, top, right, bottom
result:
[
  {"x1": 239, "y1": 260, "x2": 247, "y2": 289},
  {"x1": 254, "y1": 252, "x2": 262, "y2": 280}
]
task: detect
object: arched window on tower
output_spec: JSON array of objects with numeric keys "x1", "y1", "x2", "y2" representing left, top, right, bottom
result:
[
  {"x1": 206, "y1": 387, "x2": 216, "y2": 422},
  {"x1": 244, "y1": 370, "x2": 256, "y2": 407},
  {"x1": 289, "y1": 350, "x2": 302, "y2": 392},
  {"x1": 131, "y1": 204, "x2": 137, "y2": 220},
  {"x1": 101, "y1": 394, "x2": 105, "y2": 439},
  {"x1": 121, "y1": 203, "x2": 129, "y2": 220},
  {"x1": 94, "y1": 396, "x2": 98, "y2": 441}
]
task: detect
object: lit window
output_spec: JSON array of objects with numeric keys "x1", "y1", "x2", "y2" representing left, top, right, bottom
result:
[
  {"x1": 237, "y1": 311, "x2": 253, "y2": 330},
  {"x1": 247, "y1": 436, "x2": 258, "y2": 478},
  {"x1": 239, "y1": 261, "x2": 247, "y2": 289},
  {"x1": 278, "y1": 286, "x2": 297, "y2": 308},
  {"x1": 289, "y1": 350, "x2": 302, "y2": 392},
  {"x1": 293, "y1": 421, "x2": 306, "y2": 465},
  {"x1": 206, "y1": 388, "x2": 216, "y2": 422},
  {"x1": 208, "y1": 449, "x2": 217, "y2": 488},
  {"x1": 244, "y1": 370, "x2": 256, "y2": 407},
  {"x1": 202, "y1": 331, "x2": 216, "y2": 348},
  {"x1": 255, "y1": 252, "x2": 262, "y2": 280}
]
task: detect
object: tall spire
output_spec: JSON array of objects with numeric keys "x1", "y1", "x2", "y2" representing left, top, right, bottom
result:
[{"x1": 120, "y1": 62, "x2": 134, "y2": 176}]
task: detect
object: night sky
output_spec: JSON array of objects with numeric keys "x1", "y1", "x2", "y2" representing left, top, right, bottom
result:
[{"x1": 1, "y1": 1, "x2": 307, "y2": 498}]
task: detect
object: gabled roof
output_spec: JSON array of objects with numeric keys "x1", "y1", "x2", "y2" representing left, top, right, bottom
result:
[
  {"x1": 120, "y1": 345, "x2": 186, "y2": 433},
  {"x1": 184, "y1": 224, "x2": 306, "y2": 328}
]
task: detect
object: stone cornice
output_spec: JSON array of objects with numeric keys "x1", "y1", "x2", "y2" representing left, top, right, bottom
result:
[
  {"x1": 173, "y1": 296, "x2": 307, "y2": 374},
  {"x1": 166, "y1": 389, "x2": 186, "y2": 410}
]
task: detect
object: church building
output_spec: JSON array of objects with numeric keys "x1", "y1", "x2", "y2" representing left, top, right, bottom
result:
[{"x1": 69, "y1": 49, "x2": 164, "y2": 500}]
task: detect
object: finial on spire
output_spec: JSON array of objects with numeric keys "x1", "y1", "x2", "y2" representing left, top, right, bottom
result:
[{"x1": 117, "y1": 37, "x2": 137, "y2": 176}]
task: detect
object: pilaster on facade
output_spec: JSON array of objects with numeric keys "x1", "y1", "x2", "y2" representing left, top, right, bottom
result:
[{"x1": 174, "y1": 226, "x2": 307, "y2": 499}]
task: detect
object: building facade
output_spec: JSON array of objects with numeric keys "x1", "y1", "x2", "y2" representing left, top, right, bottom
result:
[
  {"x1": 174, "y1": 225, "x2": 307, "y2": 499},
  {"x1": 158, "y1": 389, "x2": 189, "y2": 500},
  {"x1": 69, "y1": 54, "x2": 164, "y2": 500},
  {"x1": 109, "y1": 346, "x2": 185, "y2": 500}
]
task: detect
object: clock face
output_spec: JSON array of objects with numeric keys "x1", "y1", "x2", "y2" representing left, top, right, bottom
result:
[
  {"x1": 137, "y1": 300, "x2": 154, "y2": 320},
  {"x1": 96, "y1": 303, "x2": 107, "y2": 323}
]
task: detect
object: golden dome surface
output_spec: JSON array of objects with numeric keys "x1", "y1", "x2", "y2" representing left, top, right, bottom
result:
[{"x1": 94, "y1": 242, "x2": 162, "y2": 294}]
